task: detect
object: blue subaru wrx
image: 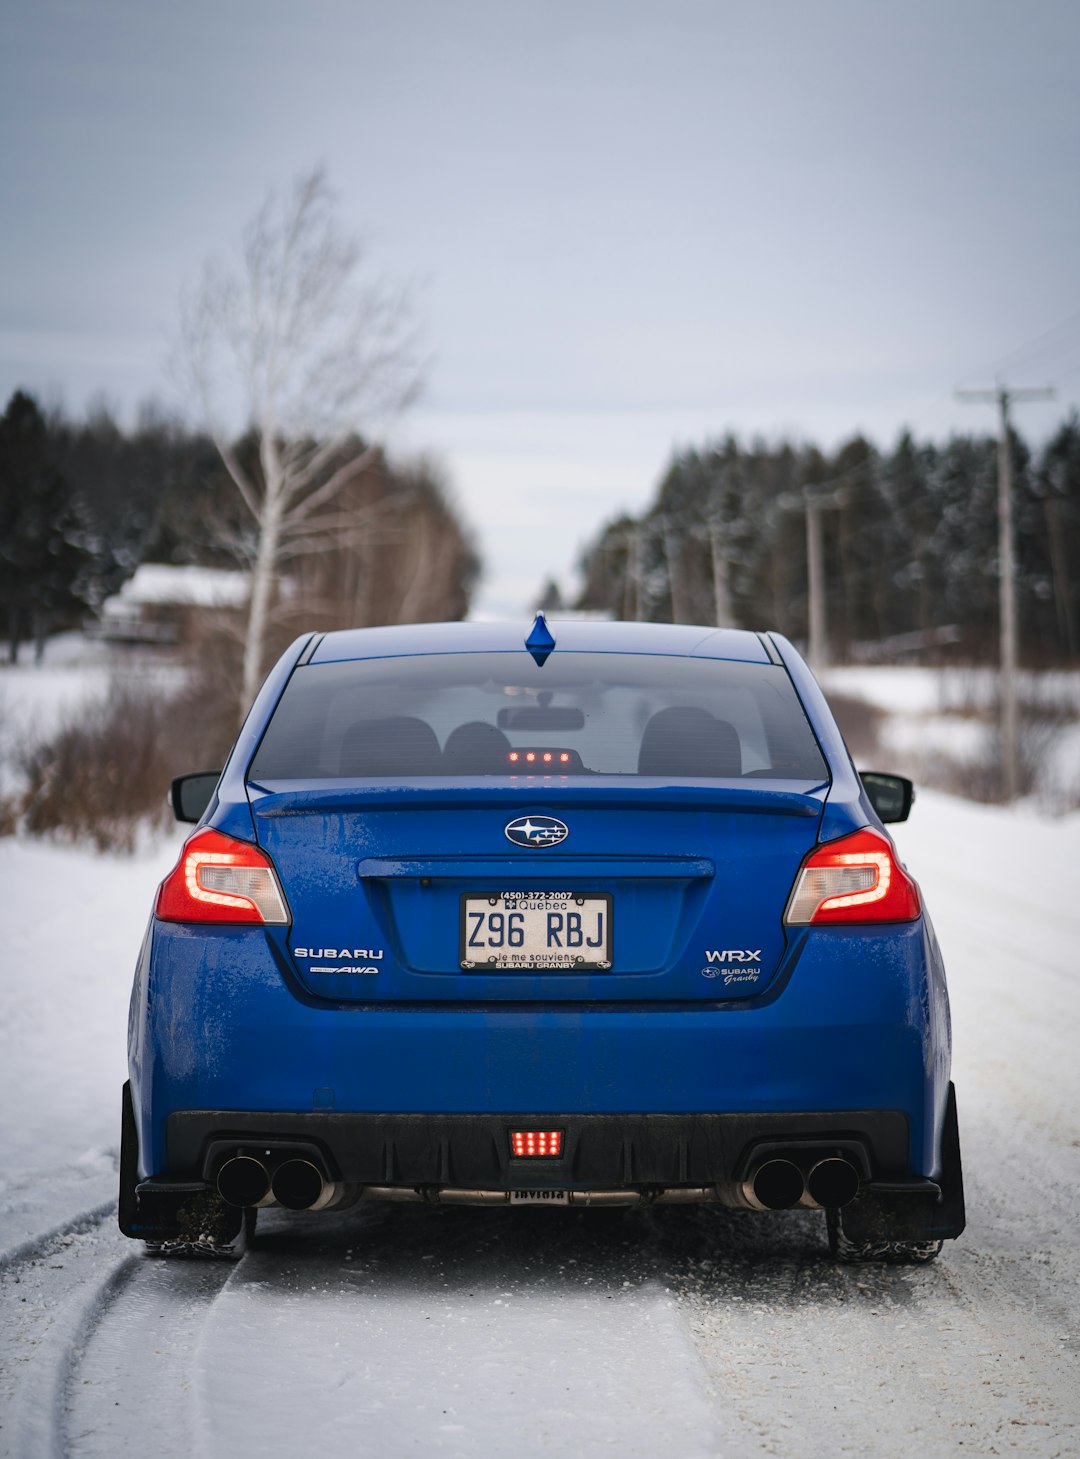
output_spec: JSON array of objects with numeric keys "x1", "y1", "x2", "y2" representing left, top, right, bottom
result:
[{"x1": 120, "y1": 617, "x2": 964, "y2": 1261}]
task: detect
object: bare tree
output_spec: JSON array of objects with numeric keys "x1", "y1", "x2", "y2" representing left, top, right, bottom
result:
[
  {"x1": 179, "y1": 167, "x2": 422, "y2": 707},
  {"x1": 280, "y1": 456, "x2": 479, "y2": 633}
]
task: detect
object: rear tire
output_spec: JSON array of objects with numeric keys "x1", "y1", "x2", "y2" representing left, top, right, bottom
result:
[
  {"x1": 144, "y1": 1198, "x2": 256, "y2": 1260},
  {"x1": 826, "y1": 1206, "x2": 943, "y2": 1264}
]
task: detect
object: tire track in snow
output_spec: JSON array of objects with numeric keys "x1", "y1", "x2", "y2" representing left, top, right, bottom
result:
[
  {"x1": 187, "y1": 1204, "x2": 721, "y2": 1459},
  {"x1": 0, "y1": 1199, "x2": 116, "y2": 1276},
  {"x1": 667, "y1": 1208, "x2": 1080, "y2": 1458},
  {"x1": 59, "y1": 1248, "x2": 242, "y2": 1458},
  {"x1": 6, "y1": 1203, "x2": 722, "y2": 1459},
  {"x1": 0, "y1": 1214, "x2": 240, "y2": 1459},
  {"x1": 3, "y1": 1217, "x2": 137, "y2": 1459},
  {"x1": 5, "y1": 1192, "x2": 1078, "y2": 1457}
]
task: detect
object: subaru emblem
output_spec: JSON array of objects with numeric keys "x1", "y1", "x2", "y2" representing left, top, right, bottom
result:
[{"x1": 505, "y1": 815, "x2": 569, "y2": 848}]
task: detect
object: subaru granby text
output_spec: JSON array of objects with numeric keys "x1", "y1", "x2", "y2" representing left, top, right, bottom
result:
[{"x1": 121, "y1": 616, "x2": 964, "y2": 1260}]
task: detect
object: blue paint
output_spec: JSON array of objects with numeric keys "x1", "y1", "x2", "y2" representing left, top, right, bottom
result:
[
  {"x1": 130, "y1": 917, "x2": 949, "y2": 1179},
  {"x1": 525, "y1": 611, "x2": 557, "y2": 666}
]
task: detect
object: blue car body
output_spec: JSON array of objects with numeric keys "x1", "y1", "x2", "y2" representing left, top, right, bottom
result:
[{"x1": 121, "y1": 620, "x2": 964, "y2": 1251}]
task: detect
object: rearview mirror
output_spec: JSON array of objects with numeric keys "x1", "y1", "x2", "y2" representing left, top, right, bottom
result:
[
  {"x1": 170, "y1": 771, "x2": 222, "y2": 824},
  {"x1": 496, "y1": 706, "x2": 586, "y2": 730},
  {"x1": 860, "y1": 771, "x2": 914, "y2": 824}
]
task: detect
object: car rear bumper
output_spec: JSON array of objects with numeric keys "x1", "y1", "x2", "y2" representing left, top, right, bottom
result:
[
  {"x1": 166, "y1": 1107, "x2": 911, "y2": 1188},
  {"x1": 130, "y1": 916, "x2": 952, "y2": 1182}
]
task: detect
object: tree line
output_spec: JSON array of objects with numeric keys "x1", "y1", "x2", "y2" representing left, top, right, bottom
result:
[
  {"x1": 575, "y1": 421, "x2": 1080, "y2": 664},
  {"x1": 0, "y1": 388, "x2": 479, "y2": 664}
]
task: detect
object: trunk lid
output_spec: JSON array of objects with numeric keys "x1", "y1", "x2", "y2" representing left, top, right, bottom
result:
[{"x1": 250, "y1": 781, "x2": 825, "y2": 1003}]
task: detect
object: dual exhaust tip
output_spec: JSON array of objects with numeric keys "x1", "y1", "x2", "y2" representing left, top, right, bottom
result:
[
  {"x1": 216, "y1": 1154, "x2": 344, "y2": 1211},
  {"x1": 740, "y1": 1155, "x2": 861, "y2": 1211}
]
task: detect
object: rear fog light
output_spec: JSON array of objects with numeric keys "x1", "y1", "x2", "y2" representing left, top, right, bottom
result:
[{"x1": 510, "y1": 1130, "x2": 563, "y2": 1158}]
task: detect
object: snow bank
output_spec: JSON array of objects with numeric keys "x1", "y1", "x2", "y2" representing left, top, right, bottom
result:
[
  {"x1": 0, "y1": 634, "x2": 186, "y2": 801},
  {"x1": 824, "y1": 666, "x2": 944, "y2": 714},
  {"x1": 0, "y1": 635, "x2": 117, "y2": 753},
  {"x1": 0, "y1": 833, "x2": 182, "y2": 1250},
  {"x1": 825, "y1": 663, "x2": 1080, "y2": 811},
  {"x1": 826, "y1": 664, "x2": 1080, "y2": 716},
  {"x1": 880, "y1": 713, "x2": 990, "y2": 765}
]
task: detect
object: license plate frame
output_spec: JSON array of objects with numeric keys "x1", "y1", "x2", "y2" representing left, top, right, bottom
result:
[{"x1": 459, "y1": 890, "x2": 613, "y2": 971}]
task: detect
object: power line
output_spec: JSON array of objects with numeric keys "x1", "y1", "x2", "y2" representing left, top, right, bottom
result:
[
  {"x1": 1047, "y1": 356, "x2": 1080, "y2": 386},
  {"x1": 959, "y1": 307, "x2": 1080, "y2": 388}
]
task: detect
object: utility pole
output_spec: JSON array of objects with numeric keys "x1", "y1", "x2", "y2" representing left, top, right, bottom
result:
[
  {"x1": 802, "y1": 486, "x2": 847, "y2": 674},
  {"x1": 805, "y1": 491, "x2": 827, "y2": 674},
  {"x1": 776, "y1": 484, "x2": 846, "y2": 673},
  {"x1": 622, "y1": 521, "x2": 644, "y2": 622},
  {"x1": 660, "y1": 515, "x2": 690, "y2": 623},
  {"x1": 956, "y1": 383, "x2": 1054, "y2": 802},
  {"x1": 708, "y1": 519, "x2": 734, "y2": 628}
]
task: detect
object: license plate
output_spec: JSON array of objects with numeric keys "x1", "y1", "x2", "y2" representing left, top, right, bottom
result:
[
  {"x1": 509, "y1": 1189, "x2": 569, "y2": 1205},
  {"x1": 460, "y1": 891, "x2": 613, "y2": 970}
]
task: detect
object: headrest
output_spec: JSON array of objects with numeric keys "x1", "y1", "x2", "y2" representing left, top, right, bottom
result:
[
  {"x1": 637, "y1": 706, "x2": 742, "y2": 777},
  {"x1": 339, "y1": 716, "x2": 442, "y2": 776},
  {"x1": 442, "y1": 721, "x2": 512, "y2": 773}
]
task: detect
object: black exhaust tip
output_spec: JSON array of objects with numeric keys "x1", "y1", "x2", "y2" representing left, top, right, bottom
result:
[
  {"x1": 748, "y1": 1158, "x2": 805, "y2": 1210},
  {"x1": 806, "y1": 1157, "x2": 861, "y2": 1209},
  {"x1": 216, "y1": 1154, "x2": 271, "y2": 1207},
  {"x1": 272, "y1": 1158, "x2": 327, "y2": 1210}
]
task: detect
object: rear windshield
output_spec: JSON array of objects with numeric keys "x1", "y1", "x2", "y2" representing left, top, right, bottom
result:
[{"x1": 248, "y1": 652, "x2": 828, "y2": 782}]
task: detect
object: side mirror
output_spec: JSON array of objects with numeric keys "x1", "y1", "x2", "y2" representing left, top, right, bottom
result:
[
  {"x1": 860, "y1": 771, "x2": 914, "y2": 824},
  {"x1": 170, "y1": 771, "x2": 222, "y2": 824}
]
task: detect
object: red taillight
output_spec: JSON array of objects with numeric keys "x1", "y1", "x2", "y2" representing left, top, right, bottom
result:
[
  {"x1": 784, "y1": 827, "x2": 920, "y2": 926},
  {"x1": 156, "y1": 827, "x2": 289, "y2": 925},
  {"x1": 510, "y1": 1130, "x2": 563, "y2": 1158}
]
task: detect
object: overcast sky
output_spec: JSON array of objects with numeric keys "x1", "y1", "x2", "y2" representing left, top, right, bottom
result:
[{"x1": 3, "y1": 0, "x2": 1079, "y2": 615}]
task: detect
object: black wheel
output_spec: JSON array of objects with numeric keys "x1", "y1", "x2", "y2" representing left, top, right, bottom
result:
[{"x1": 826, "y1": 1206, "x2": 943, "y2": 1264}]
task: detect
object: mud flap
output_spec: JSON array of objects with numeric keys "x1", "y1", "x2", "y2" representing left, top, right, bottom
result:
[
  {"x1": 119, "y1": 1082, "x2": 243, "y2": 1245},
  {"x1": 838, "y1": 1082, "x2": 966, "y2": 1243},
  {"x1": 118, "y1": 1081, "x2": 140, "y2": 1237}
]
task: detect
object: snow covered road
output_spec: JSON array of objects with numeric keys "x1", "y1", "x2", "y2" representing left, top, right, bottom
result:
[{"x1": 2, "y1": 792, "x2": 1079, "y2": 1456}]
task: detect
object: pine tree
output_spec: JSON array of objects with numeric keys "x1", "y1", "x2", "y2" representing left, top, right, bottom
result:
[
  {"x1": 1031, "y1": 413, "x2": 1080, "y2": 660},
  {"x1": 0, "y1": 391, "x2": 93, "y2": 662}
]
